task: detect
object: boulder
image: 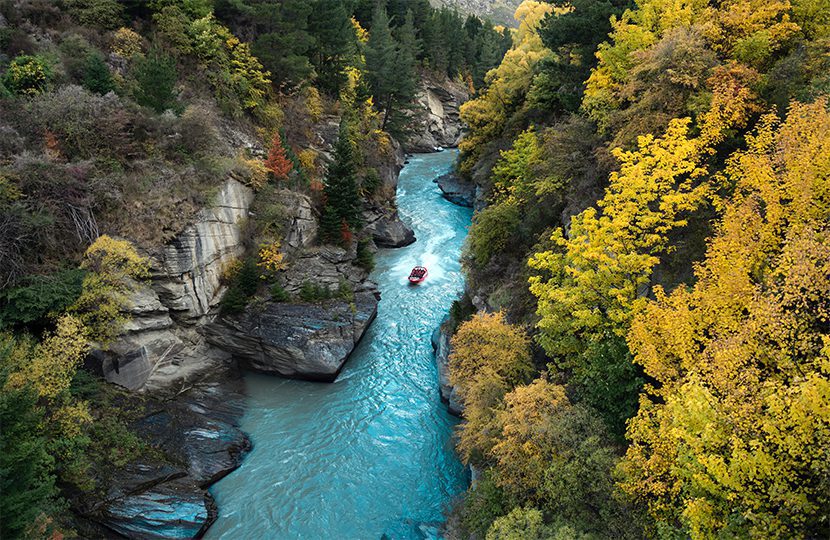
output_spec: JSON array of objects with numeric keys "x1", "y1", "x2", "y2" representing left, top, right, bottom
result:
[
  {"x1": 364, "y1": 207, "x2": 416, "y2": 248},
  {"x1": 434, "y1": 172, "x2": 476, "y2": 208},
  {"x1": 204, "y1": 290, "x2": 379, "y2": 381}
]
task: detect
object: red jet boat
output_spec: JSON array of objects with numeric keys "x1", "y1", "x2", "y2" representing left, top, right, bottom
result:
[{"x1": 408, "y1": 266, "x2": 428, "y2": 284}]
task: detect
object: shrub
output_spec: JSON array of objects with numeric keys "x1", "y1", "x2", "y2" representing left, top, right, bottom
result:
[
  {"x1": 298, "y1": 281, "x2": 333, "y2": 302},
  {"x1": 3, "y1": 55, "x2": 50, "y2": 96},
  {"x1": 355, "y1": 239, "x2": 375, "y2": 272},
  {"x1": 65, "y1": 0, "x2": 125, "y2": 29},
  {"x1": 269, "y1": 283, "x2": 289, "y2": 302},
  {"x1": 361, "y1": 168, "x2": 381, "y2": 197},
  {"x1": 28, "y1": 85, "x2": 135, "y2": 160},
  {"x1": 264, "y1": 131, "x2": 293, "y2": 181},
  {"x1": 111, "y1": 27, "x2": 143, "y2": 59},
  {"x1": 0, "y1": 269, "x2": 86, "y2": 329},
  {"x1": 132, "y1": 49, "x2": 179, "y2": 113},
  {"x1": 219, "y1": 259, "x2": 259, "y2": 314}
]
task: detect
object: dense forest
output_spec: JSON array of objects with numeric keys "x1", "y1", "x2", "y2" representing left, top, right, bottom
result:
[
  {"x1": 448, "y1": 0, "x2": 829, "y2": 538},
  {"x1": 1, "y1": 0, "x2": 829, "y2": 538}
]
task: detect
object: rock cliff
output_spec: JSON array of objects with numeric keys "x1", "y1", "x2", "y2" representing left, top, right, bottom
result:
[
  {"x1": 431, "y1": 322, "x2": 464, "y2": 417},
  {"x1": 408, "y1": 75, "x2": 469, "y2": 153}
]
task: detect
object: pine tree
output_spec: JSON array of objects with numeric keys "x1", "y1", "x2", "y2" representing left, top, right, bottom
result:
[
  {"x1": 82, "y1": 52, "x2": 114, "y2": 95},
  {"x1": 132, "y1": 49, "x2": 178, "y2": 113},
  {"x1": 308, "y1": 0, "x2": 355, "y2": 95},
  {"x1": 320, "y1": 120, "x2": 362, "y2": 245},
  {"x1": 264, "y1": 131, "x2": 293, "y2": 181}
]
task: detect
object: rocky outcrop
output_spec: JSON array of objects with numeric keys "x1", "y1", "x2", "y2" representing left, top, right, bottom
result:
[
  {"x1": 408, "y1": 75, "x2": 469, "y2": 153},
  {"x1": 205, "y1": 290, "x2": 378, "y2": 381},
  {"x1": 435, "y1": 172, "x2": 476, "y2": 208},
  {"x1": 73, "y1": 369, "x2": 250, "y2": 539},
  {"x1": 364, "y1": 206, "x2": 415, "y2": 247},
  {"x1": 152, "y1": 178, "x2": 254, "y2": 324},
  {"x1": 431, "y1": 322, "x2": 463, "y2": 417}
]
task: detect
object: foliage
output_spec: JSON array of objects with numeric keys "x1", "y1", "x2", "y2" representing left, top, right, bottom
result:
[
  {"x1": 132, "y1": 49, "x2": 179, "y2": 113},
  {"x1": 620, "y1": 100, "x2": 830, "y2": 539},
  {"x1": 219, "y1": 258, "x2": 260, "y2": 314},
  {"x1": 450, "y1": 312, "x2": 533, "y2": 463},
  {"x1": 72, "y1": 235, "x2": 150, "y2": 344},
  {"x1": 269, "y1": 282, "x2": 290, "y2": 302},
  {"x1": 0, "y1": 340, "x2": 60, "y2": 540},
  {"x1": 82, "y1": 52, "x2": 115, "y2": 95},
  {"x1": 355, "y1": 239, "x2": 375, "y2": 272},
  {"x1": 3, "y1": 55, "x2": 50, "y2": 96},
  {"x1": 257, "y1": 240, "x2": 287, "y2": 277},
  {"x1": 320, "y1": 120, "x2": 363, "y2": 245},
  {"x1": 264, "y1": 131, "x2": 294, "y2": 181},
  {"x1": 111, "y1": 27, "x2": 143, "y2": 59},
  {"x1": 0, "y1": 269, "x2": 86, "y2": 329},
  {"x1": 458, "y1": 1, "x2": 554, "y2": 174},
  {"x1": 65, "y1": 0, "x2": 124, "y2": 29},
  {"x1": 528, "y1": 118, "x2": 711, "y2": 435},
  {"x1": 486, "y1": 507, "x2": 551, "y2": 540}
]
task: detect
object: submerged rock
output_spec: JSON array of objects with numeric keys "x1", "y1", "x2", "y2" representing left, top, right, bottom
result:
[
  {"x1": 434, "y1": 172, "x2": 475, "y2": 208},
  {"x1": 205, "y1": 290, "x2": 379, "y2": 381}
]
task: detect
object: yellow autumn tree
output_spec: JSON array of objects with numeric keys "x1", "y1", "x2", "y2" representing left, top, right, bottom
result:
[
  {"x1": 458, "y1": 1, "x2": 553, "y2": 174},
  {"x1": 619, "y1": 99, "x2": 830, "y2": 539},
  {"x1": 449, "y1": 312, "x2": 533, "y2": 463},
  {"x1": 72, "y1": 235, "x2": 150, "y2": 344}
]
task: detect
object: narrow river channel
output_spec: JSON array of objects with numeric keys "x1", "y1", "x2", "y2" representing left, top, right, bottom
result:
[{"x1": 207, "y1": 151, "x2": 472, "y2": 539}]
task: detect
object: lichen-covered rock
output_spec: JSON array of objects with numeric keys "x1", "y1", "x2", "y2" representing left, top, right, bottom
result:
[{"x1": 204, "y1": 290, "x2": 379, "y2": 381}]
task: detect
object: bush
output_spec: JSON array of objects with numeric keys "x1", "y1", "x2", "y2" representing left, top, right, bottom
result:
[
  {"x1": 361, "y1": 168, "x2": 381, "y2": 196},
  {"x1": 132, "y1": 49, "x2": 179, "y2": 113},
  {"x1": 269, "y1": 282, "x2": 289, "y2": 302},
  {"x1": 65, "y1": 0, "x2": 125, "y2": 29},
  {"x1": 3, "y1": 55, "x2": 50, "y2": 96},
  {"x1": 28, "y1": 85, "x2": 135, "y2": 160},
  {"x1": 298, "y1": 281, "x2": 332, "y2": 302},
  {"x1": 219, "y1": 259, "x2": 259, "y2": 314},
  {"x1": 355, "y1": 239, "x2": 375, "y2": 272}
]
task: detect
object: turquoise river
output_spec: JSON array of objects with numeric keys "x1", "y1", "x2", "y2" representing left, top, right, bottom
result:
[{"x1": 207, "y1": 150, "x2": 472, "y2": 539}]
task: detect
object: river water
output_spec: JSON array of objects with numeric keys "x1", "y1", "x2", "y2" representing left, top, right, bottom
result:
[{"x1": 207, "y1": 151, "x2": 472, "y2": 539}]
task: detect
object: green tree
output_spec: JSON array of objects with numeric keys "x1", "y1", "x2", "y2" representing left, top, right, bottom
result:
[
  {"x1": 308, "y1": 0, "x2": 355, "y2": 95},
  {"x1": 131, "y1": 49, "x2": 179, "y2": 113},
  {"x1": 82, "y1": 52, "x2": 115, "y2": 95},
  {"x1": 0, "y1": 339, "x2": 59, "y2": 539},
  {"x1": 320, "y1": 120, "x2": 363, "y2": 245}
]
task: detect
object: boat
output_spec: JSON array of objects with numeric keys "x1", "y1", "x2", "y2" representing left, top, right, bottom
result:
[{"x1": 408, "y1": 266, "x2": 428, "y2": 284}]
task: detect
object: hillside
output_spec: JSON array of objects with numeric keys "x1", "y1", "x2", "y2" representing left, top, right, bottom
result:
[{"x1": 431, "y1": 0, "x2": 523, "y2": 26}]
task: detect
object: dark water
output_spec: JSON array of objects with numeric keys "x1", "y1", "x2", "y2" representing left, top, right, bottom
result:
[{"x1": 207, "y1": 151, "x2": 472, "y2": 539}]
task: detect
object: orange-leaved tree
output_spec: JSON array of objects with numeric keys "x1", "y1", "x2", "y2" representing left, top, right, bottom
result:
[{"x1": 265, "y1": 131, "x2": 293, "y2": 181}]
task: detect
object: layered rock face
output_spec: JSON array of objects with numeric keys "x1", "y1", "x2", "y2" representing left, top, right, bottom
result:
[
  {"x1": 431, "y1": 322, "x2": 464, "y2": 417},
  {"x1": 88, "y1": 179, "x2": 255, "y2": 391},
  {"x1": 409, "y1": 76, "x2": 469, "y2": 153}
]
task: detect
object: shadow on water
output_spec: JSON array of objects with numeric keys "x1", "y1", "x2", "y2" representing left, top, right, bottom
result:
[{"x1": 206, "y1": 151, "x2": 473, "y2": 540}]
